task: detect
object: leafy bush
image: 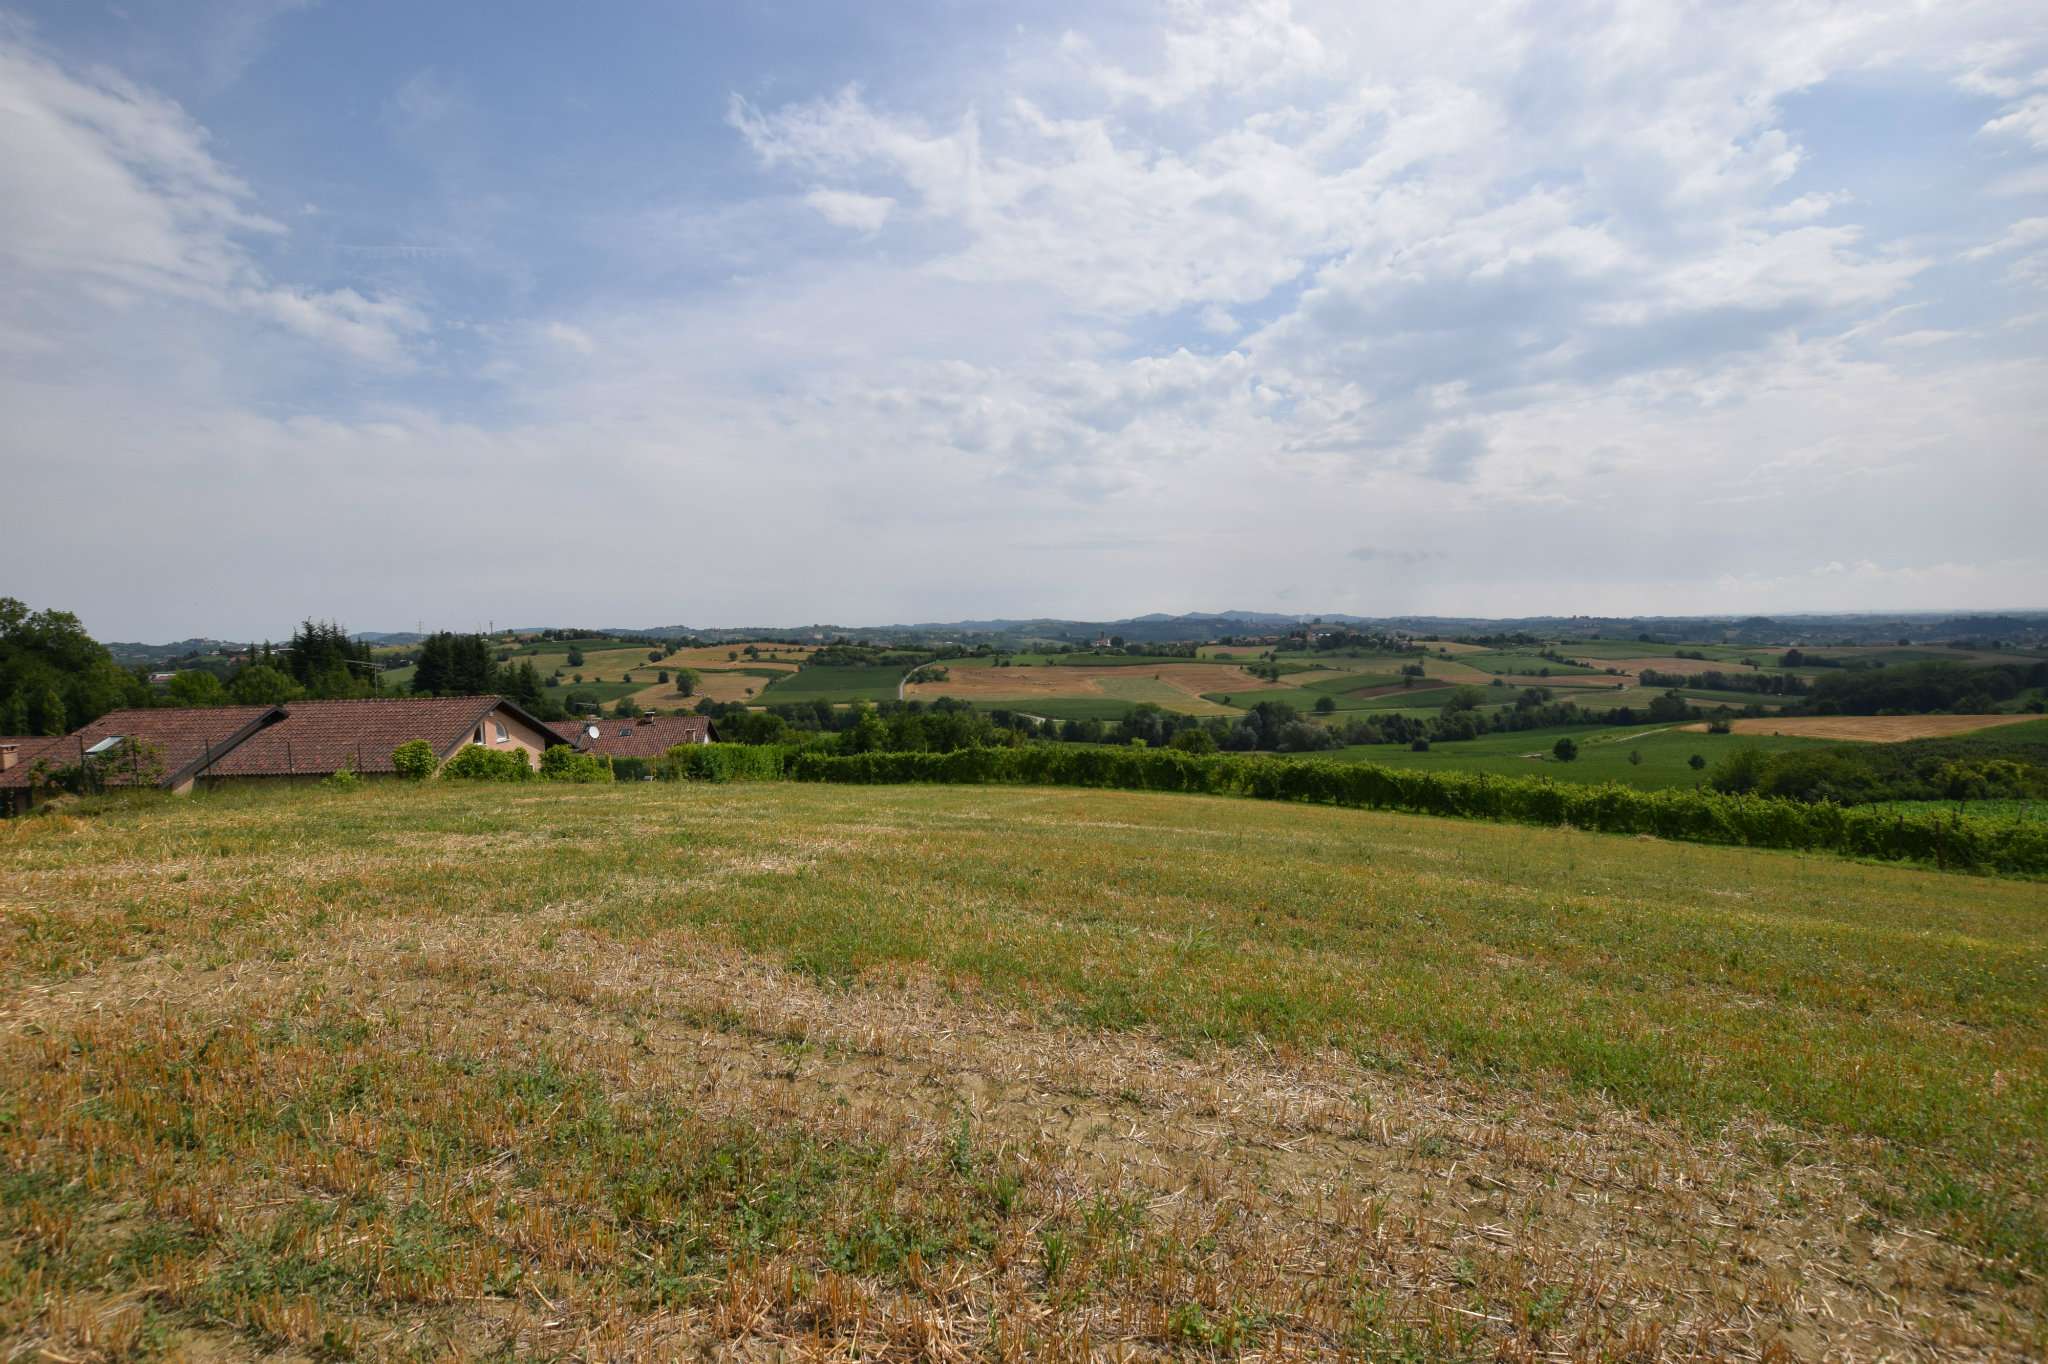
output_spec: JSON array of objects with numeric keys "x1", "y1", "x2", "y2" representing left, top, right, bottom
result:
[
  {"x1": 611, "y1": 756, "x2": 650, "y2": 782},
  {"x1": 539, "y1": 744, "x2": 612, "y2": 783},
  {"x1": 321, "y1": 761, "x2": 360, "y2": 791},
  {"x1": 441, "y1": 744, "x2": 533, "y2": 781},
  {"x1": 656, "y1": 742, "x2": 789, "y2": 782},
  {"x1": 391, "y1": 739, "x2": 437, "y2": 781}
]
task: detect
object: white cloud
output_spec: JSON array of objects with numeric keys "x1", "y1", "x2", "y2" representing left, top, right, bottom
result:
[
  {"x1": 804, "y1": 187, "x2": 895, "y2": 233},
  {"x1": 1965, "y1": 216, "x2": 2048, "y2": 259},
  {"x1": 1982, "y1": 93, "x2": 2048, "y2": 149},
  {"x1": 543, "y1": 321, "x2": 596, "y2": 355},
  {"x1": 0, "y1": 32, "x2": 425, "y2": 368}
]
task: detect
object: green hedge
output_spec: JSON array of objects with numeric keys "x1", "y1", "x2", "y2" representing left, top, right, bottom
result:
[
  {"x1": 778, "y1": 747, "x2": 2048, "y2": 876},
  {"x1": 539, "y1": 745, "x2": 612, "y2": 783},
  {"x1": 442, "y1": 744, "x2": 533, "y2": 781},
  {"x1": 657, "y1": 742, "x2": 791, "y2": 782}
]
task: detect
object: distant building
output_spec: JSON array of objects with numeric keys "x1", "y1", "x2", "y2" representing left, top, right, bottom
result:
[
  {"x1": 546, "y1": 714, "x2": 718, "y2": 758},
  {"x1": 201, "y1": 697, "x2": 558, "y2": 782},
  {"x1": 0, "y1": 696, "x2": 564, "y2": 814},
  {"x1": 0, "y1": 706, "x2": 285, "y2": 812}
]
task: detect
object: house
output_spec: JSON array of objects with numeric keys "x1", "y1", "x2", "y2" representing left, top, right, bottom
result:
[
  {"x1": 0, "y1": 735, "x2": 74, "y2": 816},
  {"x1": 546, "y1": 714, "x2": 718, "y2": 759},
  {"x1": 199, "y1": 696, "x2": 560, "y2": 782},
  {"x1": 0, "y1": 706, "x2": 285, "y2": 812}
]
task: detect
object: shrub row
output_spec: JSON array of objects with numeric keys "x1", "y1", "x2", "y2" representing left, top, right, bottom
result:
[
  {"x1": 769, "y1": 746, "x2": 2047, "y2": 876},
  {"x1": 656, "y1": 742, "x2": 791, "y2": 782},
  {"x1": 441, "y1": 744, "x2": 533, "y2": 781}
]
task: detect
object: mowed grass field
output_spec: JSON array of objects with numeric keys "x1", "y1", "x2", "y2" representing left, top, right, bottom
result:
[
  {"x1": 1334, "y1": 724, "x2": 1838, "y2": 789},
  {"x1": 2, "y1": 782, "x2": 2043, "y2": 1360}
]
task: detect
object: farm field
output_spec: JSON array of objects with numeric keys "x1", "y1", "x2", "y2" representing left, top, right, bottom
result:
[
  {"x1": 1332, "y1": 724, "x2": 1837, "y2": 789},
  {"x1": 1680, "y1": 714, "x2": 2042, "y2": 742},
  {"x1": 758, "y1": 663, "x2": 916, "y2": 706},
  {"x1": 1, "y1": 782, "x2": 2042, "y2": 1359},
  {"x1": 628, "y1": 668, "x2": 780, "y2": 710},
  {"x1": 907, "y1": 663, "x2": 1284, "y2": 716},
  {"x1": 663, "y1": 642, "x2": 811, "y2": 670},
  {"x1": 1453, "y1": 652, "x2": 1599, "y2": 676}
]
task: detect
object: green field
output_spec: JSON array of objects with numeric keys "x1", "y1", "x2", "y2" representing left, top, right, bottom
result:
[
  {"x1": 2, "y1": 781, "x2": 2041, "y2": 1358},
  {"x1": 756, "y1": 663, "x2": 913, "y2": 705},
  {"x1": 1455, "y1": 652, "x2": 1599, "y2": 675},
  {"x1": 1333, "y1": 723, "x2": 1838, "y2": 789},
  {"x1": 965, "y1": 696, "x2": 1136, "y2": 721}
]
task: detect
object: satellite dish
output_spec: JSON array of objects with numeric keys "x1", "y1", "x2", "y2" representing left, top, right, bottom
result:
[{"x1": 585, "y1": 724, "x2": 600, "y2": 740}]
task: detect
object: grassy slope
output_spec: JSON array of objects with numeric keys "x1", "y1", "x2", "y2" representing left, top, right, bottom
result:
[
  {"x1": 3, "y1": 783, "x2": 2043, "y2": 1355},
  {"x1": 756, "y1": 664, "x2": 911, "y2": 705},
  {"x1": 1333, "y1": 724, "x2": 1838, "y2": 789}
]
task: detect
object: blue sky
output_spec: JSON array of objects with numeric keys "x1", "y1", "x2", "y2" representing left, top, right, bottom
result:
[{"x1": 2, "y1": 0, "x2": 2044, "y2": 639}]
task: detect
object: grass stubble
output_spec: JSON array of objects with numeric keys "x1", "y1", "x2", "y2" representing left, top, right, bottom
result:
[{"x1": 1, "y1": 780, "x2": 2043, "y2": 1361}]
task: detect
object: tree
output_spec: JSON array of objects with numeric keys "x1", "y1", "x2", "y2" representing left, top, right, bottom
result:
[
  {"x1": 1170, "y1": 727, "x2": 1217, "y2": 754},
  {"x1": 673, "y1": 667, "x2": 700, "y2": 698},
  {"x1": 1628, "y1": 749, "x2": 1643, "y2": 766},
  {"x1": 1688, "y1": 754, "x2": 1707, "y2": 771},
  {"x1": 657, "y1": 670, "x2": 669, "y2": 684},
  {"x1": 1552, "y1": 737, "x2": 1579, "y2": 762},
  {"x1": 0, "y1": 597, "x2": 148, "y2": 732},
  {"x1": 613, "y1": 696, "x2": 642, "y2": 718},
  {"x1": 413, "y1": 632, "x2": 496, "y2": 696},
  {"x1": 166, "y1": 671, "x2": 228, "y2": 707},
  {"x1": 1314, "y1": 694, "x2": 1337, "y2": 714},
  {"x1": 1441, "y1": 686, "x2": 1485, "y2": 713},
  {"x1": 228, "y1": 664, "x2": 302, "y2": 705},
  {"x1": 29, "y1": 685, "x2": 67, "y2": 736},
  {"x1": 283, "y1": 620, "x2": 377, "y2": 698},
  {"x1": 567, "y1": 648, "x2": 586, "y2": 668},
  {"x1": 841, "y1": 711, "x2": 889, "y2": 754}
]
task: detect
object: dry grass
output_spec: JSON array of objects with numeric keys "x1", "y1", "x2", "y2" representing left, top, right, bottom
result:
[
  {"x1": 630, "y1": 669, "x2": 770, "y2": 710},
  {"x1": 1, "y1": 783, "x2": 2042, "y2": 1361},
  {"x1": 1679, "y1": 714, "x2": 2039, "y2": 742}
]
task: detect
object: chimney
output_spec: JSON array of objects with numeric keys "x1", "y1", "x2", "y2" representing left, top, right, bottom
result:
[{"x1": 0, "y1": 744, "x2": 16, "y2": 773}]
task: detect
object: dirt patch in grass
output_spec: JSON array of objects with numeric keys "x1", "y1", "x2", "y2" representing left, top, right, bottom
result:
[{"x1": 1679, "y1": 714, "x2": 2038, "y2": 742}]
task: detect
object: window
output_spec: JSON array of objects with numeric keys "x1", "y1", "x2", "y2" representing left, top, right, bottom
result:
[
  {"x1": 474, "y1": 727, "x2": 483, "y2": 744},
  {"x1": 493, "y1": 721, "x2": 508, "y2": 744},
  {"x1": 84, "y1": 736, "x2": 124, "y2": 756}
]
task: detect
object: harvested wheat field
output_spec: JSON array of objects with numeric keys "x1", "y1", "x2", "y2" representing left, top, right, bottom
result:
[
  {"x1": 2, "y1": 782, "x2": 2043, "y2": 1362},
  {"x1": 630, "y1": 668, "x2": 771, "y2": 710},
  {"x1": 1680, "y1": 714, "x2": 2039, "y2": 742}
]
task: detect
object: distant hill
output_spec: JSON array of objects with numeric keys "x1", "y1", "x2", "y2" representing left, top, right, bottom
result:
[
  {"x1": 109, "y1": 609, "x2": 2048, "y2": 658},
  {"x1": 103, "y1": 637, "x2": 249, "y2": 665}
]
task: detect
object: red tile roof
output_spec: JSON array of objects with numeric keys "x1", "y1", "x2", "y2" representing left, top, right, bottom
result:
[
  {"x1": 0, "y1": 708, "x2": 283, "y2": 789},
  {"x1": 201, "y1": 697, "x2": 536, "y2": 777},
  {"x1": 549, "y1": 714, "x2": 718, "y2": 758},
  {"x1": 0, "y1": 736, "x2": 72, "y2": 784}
]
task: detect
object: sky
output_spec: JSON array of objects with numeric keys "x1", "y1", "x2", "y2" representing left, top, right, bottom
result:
[{"x1": 2, "y1": 1, "x2": 2045, "y2": 641}]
